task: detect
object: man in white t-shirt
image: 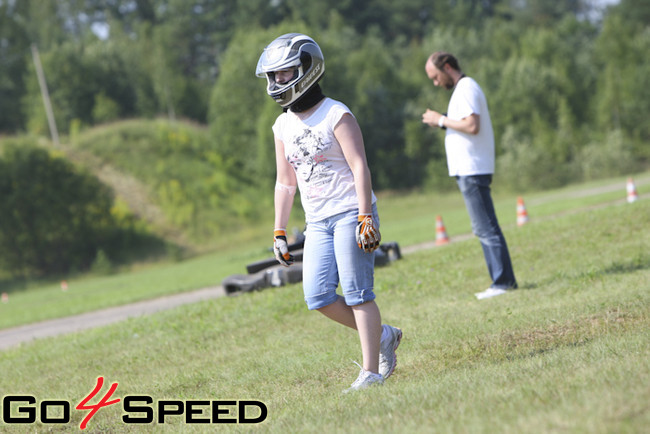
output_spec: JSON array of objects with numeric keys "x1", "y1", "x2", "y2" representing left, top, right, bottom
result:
[{"x1": 422, "y1": 51, "x2": 517, "y2": 300}]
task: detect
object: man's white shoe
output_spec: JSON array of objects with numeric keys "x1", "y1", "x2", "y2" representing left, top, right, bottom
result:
[
  {"x1": 475, "y1": 287, "x2": 508, "y2": 300},
  {"x1": 343, "y1": 363, "x2": 384, "y2": 393},
  {"x1": 378, "y1": 325, "x2": 402, "y2": 379}
]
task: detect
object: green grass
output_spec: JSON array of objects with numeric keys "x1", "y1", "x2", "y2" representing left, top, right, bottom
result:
[
  {"x1": 0, "y1": 175, "x2": 648, "y2": 432},
  {"x1": 0, "y1": 172, "x2": 648, "y2": 330}
]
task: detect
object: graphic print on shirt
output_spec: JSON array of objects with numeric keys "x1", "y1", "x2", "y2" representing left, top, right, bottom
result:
[{"x1": 287, "y1": 128, "x2": 333, "y2": 199}]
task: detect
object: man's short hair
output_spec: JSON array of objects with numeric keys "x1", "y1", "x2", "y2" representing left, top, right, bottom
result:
[{"x1": 429, "y1": 52, "x2": 461, "y2": 72}]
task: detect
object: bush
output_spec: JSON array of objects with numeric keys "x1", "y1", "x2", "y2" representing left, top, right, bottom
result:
[
  {"x1": 91, "y1": 249, "x2": 114, "y2": 275},
  {"x1": 496, "y1": 127, "x2": 572, "y2": 191},
  {"x1": 0, "y1": 138, "x2": 166, "y2": 277},
  {"x1": 579, "y1": 130, "x2": 639, "y2": 180}
]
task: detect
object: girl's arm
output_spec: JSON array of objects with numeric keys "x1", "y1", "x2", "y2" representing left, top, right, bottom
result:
[{"x1": 335, "y1": 113, "x2": 373, "y2": 214}]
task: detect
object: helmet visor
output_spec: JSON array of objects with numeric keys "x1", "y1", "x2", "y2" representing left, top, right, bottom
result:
[{"x1": 256, "y1": 39, "x2": 302, "y2": 76}]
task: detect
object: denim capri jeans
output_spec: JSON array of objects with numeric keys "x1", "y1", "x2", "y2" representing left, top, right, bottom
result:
[{"x1": 302, "y1": 204, "x2": 378, "y2": 310}]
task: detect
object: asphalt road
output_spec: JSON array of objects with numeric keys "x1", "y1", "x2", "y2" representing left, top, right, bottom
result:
[{"x1": 0, "y1": 286, "x2": 226, "y2": 350}]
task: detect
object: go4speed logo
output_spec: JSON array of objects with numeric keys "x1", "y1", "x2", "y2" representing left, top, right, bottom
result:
[{"x1": 1, "y1": 376, "x2": 268, "y2": 430}]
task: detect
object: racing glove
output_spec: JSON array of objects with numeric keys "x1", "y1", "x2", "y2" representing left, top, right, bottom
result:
[
  {"x1": 355, "y1": 214, "x2": 381, "y2": 253},
  {"x1": 273, "y1": 229, "x2": 294, "y2": 266}
]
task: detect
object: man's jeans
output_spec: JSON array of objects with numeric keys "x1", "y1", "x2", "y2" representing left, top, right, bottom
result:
[{"x1": 456, "y1": 175, "x2": 517, "y2": 289}]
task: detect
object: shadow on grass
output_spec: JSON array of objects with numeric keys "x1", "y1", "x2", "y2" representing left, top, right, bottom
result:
[
  {"x1": 518, "y1": 253, "x2": 648, "y2": 293},
  {"x1": 602, "y1": 253, "x2": 650, "y2": 275}
]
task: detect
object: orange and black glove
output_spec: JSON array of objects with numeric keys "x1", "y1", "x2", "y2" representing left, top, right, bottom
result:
[
  {"x1": 355, "y1": 214, "x2": 381, "y2": 253},
  {"x1": 273, "y1": 229, "x2": 294, "y2": 266}
]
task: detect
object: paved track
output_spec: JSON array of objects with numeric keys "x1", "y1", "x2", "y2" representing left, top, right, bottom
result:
[{"x1": 0, "y1": 286, "x2": 226, "y2": 350}]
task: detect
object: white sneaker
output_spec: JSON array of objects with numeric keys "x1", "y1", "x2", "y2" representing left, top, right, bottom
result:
[
  {"x1": 378, "y1": 325, "x2": 402, "y2": 379},
  {"x1": 475, "y1": 287, "x2": 508, "y2": 300},
  {"x1": 343, "y1": 363, "x2": 384, "y2": 393}
]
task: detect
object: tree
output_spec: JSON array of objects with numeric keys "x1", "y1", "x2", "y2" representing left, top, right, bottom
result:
[
  {"x1": 0, "y1": 1, "x2": 30, "y2": 132},
  {"x1": 209, "y1": 25, "x2": 298, "y2": 182},
  {"x1": 22, "y1": 41, "x2": 135, "y2": 134},
  {"x1": 594, "y1": 5, "x2": 650, "y2": 162},
  {"x1": 338, "y1": 28, "x2": 412, "y2": 189}
]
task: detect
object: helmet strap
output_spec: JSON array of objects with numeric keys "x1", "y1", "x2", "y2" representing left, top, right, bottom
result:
[{"x1": 289, "y1": 84, "x2": 325, "y2": 113}]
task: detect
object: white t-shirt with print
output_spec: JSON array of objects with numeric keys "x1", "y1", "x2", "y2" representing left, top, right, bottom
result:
[
  {"x1": 444, "y1": 77, "x2": 495, "y2": 176},
  {"x1": 272, "y1": 98, "x2": 377, "y2": 223}
]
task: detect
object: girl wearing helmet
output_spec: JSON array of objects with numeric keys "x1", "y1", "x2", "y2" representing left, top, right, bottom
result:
[{"x1": 257, "y1": 33, "x2": 402, "y2": 393}]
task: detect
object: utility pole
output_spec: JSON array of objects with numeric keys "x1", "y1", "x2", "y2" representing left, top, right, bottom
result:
[{"x1": 31, "y1": 43, "x2": 59, "y2": 147}]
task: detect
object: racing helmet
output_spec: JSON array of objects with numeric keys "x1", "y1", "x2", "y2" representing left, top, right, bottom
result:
[{"x1": 256, "y1": 33, "x2": 325, "y2": 108}]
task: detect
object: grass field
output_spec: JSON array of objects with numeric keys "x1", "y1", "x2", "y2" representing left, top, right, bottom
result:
[
  {"x1": 0, "y1": 174, "x2": 648, "y2": 432},
  {"x1": 0, "y1": 173, "x2": 648, "y2": 330}
]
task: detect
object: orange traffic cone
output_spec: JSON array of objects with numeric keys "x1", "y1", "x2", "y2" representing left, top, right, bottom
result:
[
  {"x1": 517, "y1": 197, "x2": 529, "y2": 226},
  {"x1": 435, "y1": 215, "x2": 450, "y2": 245},
  {"x1": 627, "y1": 177, "x2": 638, "y2": 203},
  {"x1": 1, "y1": 292, "x2": 8, "y2": 304}
]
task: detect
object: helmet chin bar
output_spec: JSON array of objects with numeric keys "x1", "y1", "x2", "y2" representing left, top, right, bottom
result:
[
  {"x1": 270, "y1": 61, "x2": 323, "y2": 108},
  {"x1": 265, "y1": 68, "x2": 301, "y2": 97}
]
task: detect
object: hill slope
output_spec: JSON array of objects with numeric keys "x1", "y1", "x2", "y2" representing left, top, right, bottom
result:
[{"x1": 67, "y1": 119, "x2": 271, "y2": 250}]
